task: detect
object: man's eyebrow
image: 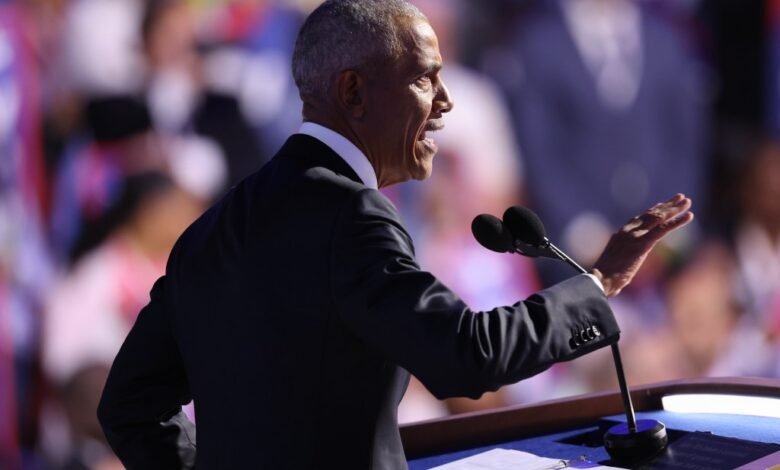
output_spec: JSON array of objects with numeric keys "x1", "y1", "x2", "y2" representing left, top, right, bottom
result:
[{"x1": 420, "y1": 62, "x2": 443, "y2": 75}]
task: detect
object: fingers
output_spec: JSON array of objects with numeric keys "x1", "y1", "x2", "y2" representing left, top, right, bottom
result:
[
  {"x1": 650, "y1": 208, "x2": 695, "y2": 237},
  {"x1": 649, "y1": 194, "x2": 690, "y2": 224},
  {"x1": 665, "y1": 193, "x2": 686, "y2": 205},
  {"x1": 625, "y1": 194, "x2": 692, "y2": 237},
  {"x1": 593, "y1": 194, "x2": 694, "y2": 298},
  {"x1": 648, "y1": 195, "x2": 693, "y2": 234}
]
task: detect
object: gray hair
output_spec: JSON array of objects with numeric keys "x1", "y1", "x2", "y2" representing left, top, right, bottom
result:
[{"x1": 292, "y1": 0, "x2": 427, "y2": 100}]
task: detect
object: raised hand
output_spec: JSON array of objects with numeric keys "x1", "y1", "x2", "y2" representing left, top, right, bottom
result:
[{"x1": 592, "y1": 193, "x2": 694, "y2": 297}]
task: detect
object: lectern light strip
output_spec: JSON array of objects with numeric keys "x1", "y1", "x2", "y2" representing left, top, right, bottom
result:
[{"x1": 662, "y1": 394, "x2": 780, "y2": 418}]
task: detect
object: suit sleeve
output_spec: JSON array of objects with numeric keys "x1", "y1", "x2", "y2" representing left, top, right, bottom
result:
[
  {"x1": 330, "y1": 189, "x2": 620, "y2": 399},
  {"x1": 97, "y1": 276, "x2": 196, "y2": 469}
]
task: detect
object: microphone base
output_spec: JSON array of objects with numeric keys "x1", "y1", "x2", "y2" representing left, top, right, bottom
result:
[{"x1": 604, "y1": 419, "x2": 668, "y2": 466}]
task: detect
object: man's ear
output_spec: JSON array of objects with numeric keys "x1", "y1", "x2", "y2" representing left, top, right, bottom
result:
[{"x1": 335, "y1": 70, "x2": 366, "y2": 119}]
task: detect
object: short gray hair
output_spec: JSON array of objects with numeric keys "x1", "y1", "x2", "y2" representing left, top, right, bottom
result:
[{"x1": 292, "y1": 0, "x2": 426, "y2": 100}]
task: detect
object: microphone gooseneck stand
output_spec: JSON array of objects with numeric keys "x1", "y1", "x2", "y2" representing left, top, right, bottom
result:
[
  {"x1": 514, "y1": 237, "x2": 668, "y2": 466},
  {"x1": 524, "y1": 238, "x2": 639, "y2": 434},
  {"x1": 472, "y1": 208, "x2": 669, "y2": 466}
]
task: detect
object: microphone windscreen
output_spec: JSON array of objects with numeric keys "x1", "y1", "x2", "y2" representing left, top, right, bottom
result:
[
  {"x1": 471, "y1": 214, "x2": 514, "y2": 253},
  {"x1": 503, "y1": 206, "x2": 547, "y2": 246}
]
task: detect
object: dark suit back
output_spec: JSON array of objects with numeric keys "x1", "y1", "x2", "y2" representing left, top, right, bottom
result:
[{"x1": 169, "y1": 135, "x2": 411, "y2": 467}]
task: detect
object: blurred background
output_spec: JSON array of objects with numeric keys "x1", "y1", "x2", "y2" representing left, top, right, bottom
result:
[{"x1": 0, "y1": 0, "x2": 778, "y2": 468}]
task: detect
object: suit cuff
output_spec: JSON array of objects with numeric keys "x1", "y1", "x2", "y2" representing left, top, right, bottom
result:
[{"x1": 584, "y1": 273, "x2": 604, "y2": 293}]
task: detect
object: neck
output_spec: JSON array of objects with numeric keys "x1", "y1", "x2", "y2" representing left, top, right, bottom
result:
[{"x1": 302, "y1": 103, "x2": 393, "y2": 187}]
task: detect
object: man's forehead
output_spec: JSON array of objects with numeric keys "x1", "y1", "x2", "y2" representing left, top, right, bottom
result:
[
  {"x1": 403, "y1": 19, "x2": 439, "y2": 48},
  {"x1": 399, "y1": 19, "x2": 442, "y2": 67}
]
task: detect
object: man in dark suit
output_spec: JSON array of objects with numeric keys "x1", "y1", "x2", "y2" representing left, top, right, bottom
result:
[{"x1": 97, "y1": 1, "x2": 693, "y2": 468}]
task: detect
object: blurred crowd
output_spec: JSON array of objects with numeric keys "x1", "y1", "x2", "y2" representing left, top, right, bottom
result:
[{"x1": 0, "y1": 0, "x2": 778, "y2": 468}]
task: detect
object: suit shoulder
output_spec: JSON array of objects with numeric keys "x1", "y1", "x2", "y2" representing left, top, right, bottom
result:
[
  {"x1": 301, "y1": 166, "x2": 366, "y2": 195},
  {"x1": 349, "y1": 187, "x2": 402, "y2": 220},
  {"x1": 336, "y1": 187, "x2": 414, "y2": 253}
]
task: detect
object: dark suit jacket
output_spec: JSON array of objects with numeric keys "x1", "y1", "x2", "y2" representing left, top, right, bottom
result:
[{"x1": 98, "y1": 134, "x2": 620, "y2": 469}]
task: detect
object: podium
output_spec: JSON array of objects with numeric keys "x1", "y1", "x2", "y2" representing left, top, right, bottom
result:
[{"x1": 402, "y1": 377, "x2": 780, "y2": 468}]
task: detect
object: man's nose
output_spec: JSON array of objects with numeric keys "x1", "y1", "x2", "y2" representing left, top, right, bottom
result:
[{"x1": 434, "y1": 79, "x2": 454, "y2": 114}]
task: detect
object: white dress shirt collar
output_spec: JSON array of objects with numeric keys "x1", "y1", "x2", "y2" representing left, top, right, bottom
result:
[{"x1": 297, "y1": 122, "x2": 379, "y2": 190}]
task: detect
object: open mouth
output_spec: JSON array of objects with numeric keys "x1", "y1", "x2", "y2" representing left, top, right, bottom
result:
[
  {"x1": 419, "y1": 132, "x2": 435, "y2": 146},
  {"x1": 418, "y1": 121, "x2": 444, "y2": 148}
]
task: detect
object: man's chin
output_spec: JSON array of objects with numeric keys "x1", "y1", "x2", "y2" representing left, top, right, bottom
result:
[
  {"x1": 411, "y1": 144, "x2": 436, "y2": 175},
  {"x1": 411, "y1": 160, "x2": 434, "y2": 181}
]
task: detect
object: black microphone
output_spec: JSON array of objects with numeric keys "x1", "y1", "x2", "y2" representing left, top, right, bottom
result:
[
  {"x1": 473, "y1": 207, "x2": 669, "y2": 465},
  {"x1": 502, "y1": 206, "x2": 586, "y2": 273},
  {"x1": 502, "y1": 206, "x2": 547, "y2": 246},
  {"x1": 471, "y1": 214, "x2": 515, "y2": 253}
]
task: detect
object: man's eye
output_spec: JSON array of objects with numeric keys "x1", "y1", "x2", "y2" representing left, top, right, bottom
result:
[{"x1": 415, "y1": 76, "x2": 432, "y2": 86}]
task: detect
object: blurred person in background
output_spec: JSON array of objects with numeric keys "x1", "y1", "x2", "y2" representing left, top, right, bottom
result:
[
  {"x1": 141, "y1": 0, "x2": 268, "y2": 186},
  {"x1": 483, "y1": 0, "x2": 708, "y2": 286},
  {"x1": 52, "y1": 0, "x2": 262, "y2": 192},
  {"x1": 44, "y1": 172, "x2": 208, "y2": 384},
  {"x1": 194, "y1": 0, "x2": 305, "y2": 180},
  {"x1": 731, "y1": 138, "x2": 780, "y2": 331},
  {"x1": 706, "y1": 136, "x2": 780, "y2": 378},
  {"x1": 469, "y1": 0, "x2": 710, "y2": 395},
  {"x1": 48, "y1": 93, "x2": 226, "y2": 263},
  {"x1": 48, "y1": 96, "x2": 165, "y2": 264},
  {"x1": 582, "y1": 135, "x2": 780, "y2": 390},
  {"x1": 141, "y1": 0, "x2": 202, "y2": 135}
]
